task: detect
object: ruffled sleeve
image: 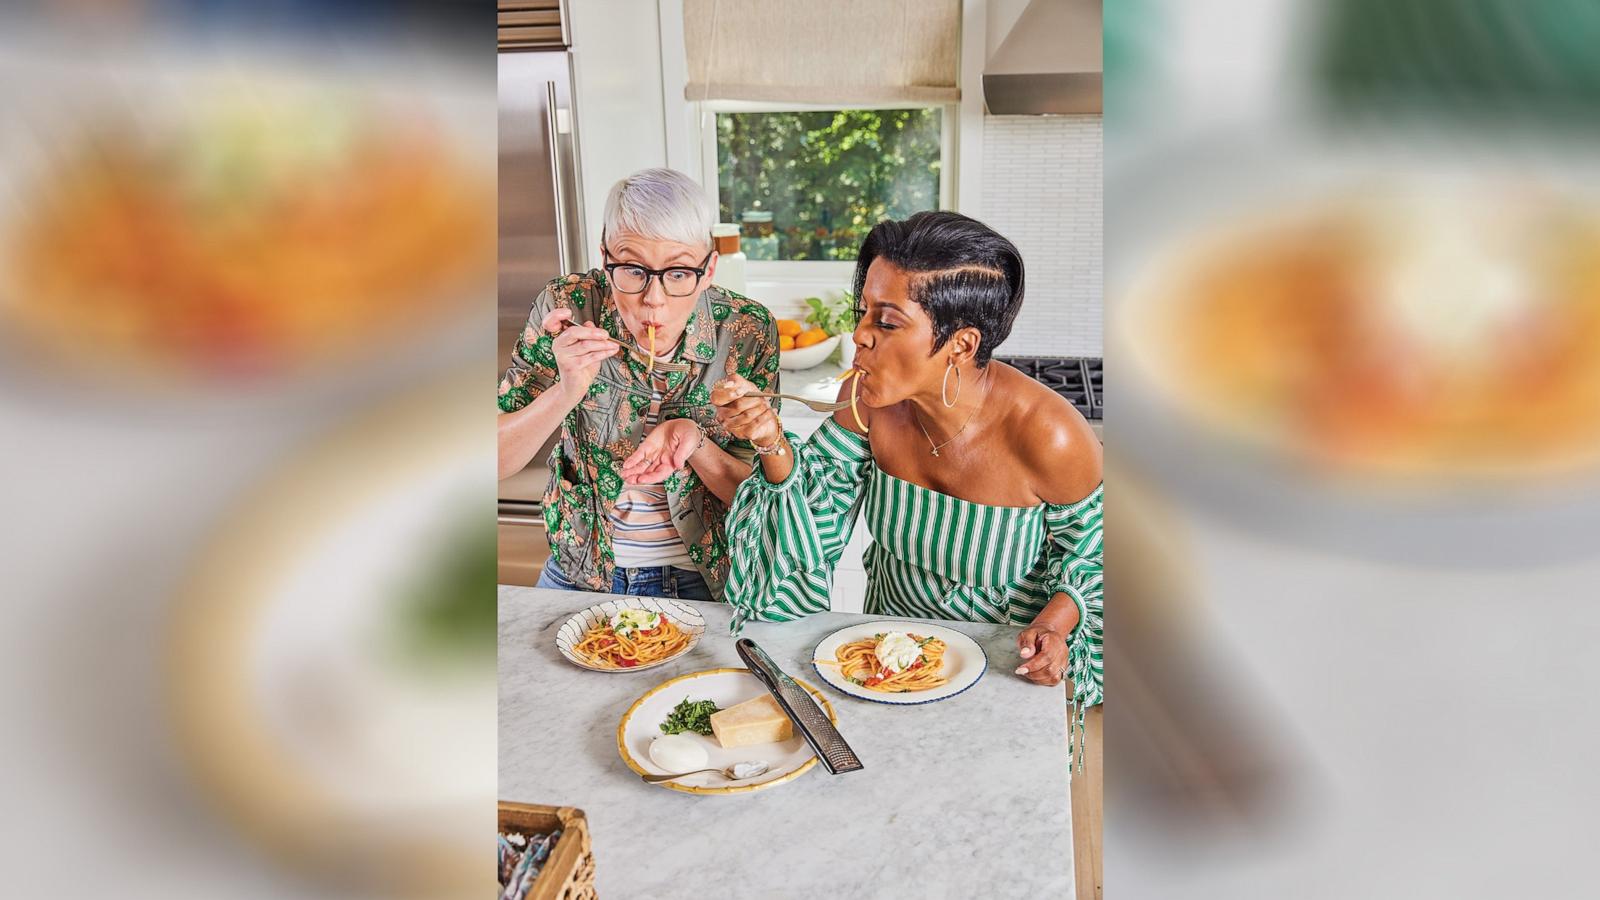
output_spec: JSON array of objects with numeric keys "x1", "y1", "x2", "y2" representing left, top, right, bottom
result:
[
  {"x1": 723, "y1": 417, "x2": 873, "y2": 633},
  {"x1": 1043, "y1": 484, "x2": 1103, "y2": 772},
  {"x1": 1044, "y1": 484, "x2": 1104, "y2": 706}
]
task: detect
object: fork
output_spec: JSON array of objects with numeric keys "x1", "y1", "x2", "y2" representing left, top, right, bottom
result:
[
  {"x1": 747, "y1": 391, "x2": 850, "y2": 413},
  {"x1": 557, "y1": 326, "x2": 691, "y2": 374}
]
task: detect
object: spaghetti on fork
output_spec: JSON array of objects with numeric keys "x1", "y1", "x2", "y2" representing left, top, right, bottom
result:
[{"x1": 835, "y1": 368, "x2": 867, "y2": 432}]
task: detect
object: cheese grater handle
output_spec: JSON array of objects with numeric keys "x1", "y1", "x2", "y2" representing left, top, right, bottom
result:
[{"x1": 735, "y1": 638, "x2": 864, "y2": 775}]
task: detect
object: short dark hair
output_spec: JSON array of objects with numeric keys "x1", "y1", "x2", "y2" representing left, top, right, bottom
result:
[{"x1": 852, "y1": 211, "x2": 1025, "y2": 367}]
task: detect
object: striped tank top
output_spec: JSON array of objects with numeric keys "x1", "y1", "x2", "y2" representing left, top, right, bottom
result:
[{"x1": 610, "y1": 369, "x2": 692, "y2": 569}]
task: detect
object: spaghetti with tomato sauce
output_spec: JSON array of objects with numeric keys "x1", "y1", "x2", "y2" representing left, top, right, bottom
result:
[
  {"x1": 572, "y1": 608, "x2": 691, "y2": 669},
  {"x1": 820, "y1": 631, "x2": 948, "y2": 692}
]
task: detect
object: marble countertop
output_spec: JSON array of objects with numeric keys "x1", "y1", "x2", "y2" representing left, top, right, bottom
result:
[{"x1": 499, "y1": 586, "x2": 1074, "y2": 898}]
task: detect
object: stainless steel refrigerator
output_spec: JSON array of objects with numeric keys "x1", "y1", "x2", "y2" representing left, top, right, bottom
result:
[{"x1": 498, "y1": 43, "x2": 585, "y2": 585}]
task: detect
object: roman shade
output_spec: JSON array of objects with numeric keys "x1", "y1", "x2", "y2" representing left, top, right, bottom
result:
[{"x1": 682, "y1": 0, "x2": 961, "y2": 104}]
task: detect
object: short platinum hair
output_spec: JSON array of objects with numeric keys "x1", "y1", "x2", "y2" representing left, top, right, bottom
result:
[{"x1": 602, "y1": 167, "x2": 715, "y2": 251}]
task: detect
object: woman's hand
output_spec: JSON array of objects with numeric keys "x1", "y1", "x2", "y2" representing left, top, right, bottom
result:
[
  {"x1": 620, "y1": 418, "x2": 702, "y2": 485},
  {"x1": 1015, "y1": 592, "x2": 1081, "y2": 687},
  {"x1": 1014, "y1": 625, "x2": 1071, "y2": 687},
  {"x1": 544, "y1": 308, "x2": 618, "y2": 406},
  {"x1": 711, "y1": 373, "x2": 782, "y2": 449}
]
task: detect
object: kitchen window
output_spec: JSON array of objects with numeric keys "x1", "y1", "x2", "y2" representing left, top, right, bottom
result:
[
  {"x1": 710, "y1": 106, "x2": 947, "y2": 263},
  {"x1": 695, "y1": 101, "x2": 955, "y2": 280},
  {"x1": 668, "y1": 0, "x2": 964, "y2": 286}
]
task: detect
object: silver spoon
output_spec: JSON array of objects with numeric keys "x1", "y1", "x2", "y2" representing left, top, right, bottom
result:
[{"x1": 641, "y1": 761, "x2": 771, "y2": 784}]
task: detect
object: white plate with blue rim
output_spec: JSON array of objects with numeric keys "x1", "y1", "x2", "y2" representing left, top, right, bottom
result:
[
  {"x1": 810, "y1": 620, "x2": 986, "y2": 705},
  {"x1": 555, "y1": 597, "x2": 707, "y2": 673}
]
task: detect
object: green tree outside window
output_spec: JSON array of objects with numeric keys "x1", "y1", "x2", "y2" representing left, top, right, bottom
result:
[{"x1": 717, "y1": 109, "x2": 943, "y2": 261}]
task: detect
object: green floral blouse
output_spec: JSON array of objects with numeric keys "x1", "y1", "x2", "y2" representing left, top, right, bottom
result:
[{"x1": 498, "y1": 270, "x2": 780, "y2": 599}]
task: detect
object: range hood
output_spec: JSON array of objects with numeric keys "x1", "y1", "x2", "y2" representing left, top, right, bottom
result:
[{"x1": 982, "y1": 0, "x2": 1102, "y2": 115}]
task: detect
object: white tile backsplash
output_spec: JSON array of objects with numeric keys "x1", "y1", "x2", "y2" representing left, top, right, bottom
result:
[{"x1": 981, "y1": 115, "x2": 1103, "y2": 358}]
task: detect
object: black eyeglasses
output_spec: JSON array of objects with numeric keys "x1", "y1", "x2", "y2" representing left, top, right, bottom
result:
[{"x1": 601, "y1": 236, "x2": 713, "y2": 297}]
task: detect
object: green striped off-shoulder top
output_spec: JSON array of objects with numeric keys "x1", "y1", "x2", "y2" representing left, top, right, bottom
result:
[{"x1": 725, "y1": 417, "x2": 1104, "y2": 745}]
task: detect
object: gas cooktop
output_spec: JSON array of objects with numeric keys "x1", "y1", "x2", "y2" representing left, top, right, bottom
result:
[{"x1": 994, "y1": 355, "x2": 1102, "y2": 420}]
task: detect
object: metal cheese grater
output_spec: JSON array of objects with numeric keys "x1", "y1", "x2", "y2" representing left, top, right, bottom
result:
[{"x1": 735, "y1": 638, "x2": 864, "y2": 775}]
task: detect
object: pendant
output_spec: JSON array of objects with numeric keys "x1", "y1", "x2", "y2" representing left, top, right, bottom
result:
[{"x1": 931, "y1": 447, "x2": 940, "y2": 457}]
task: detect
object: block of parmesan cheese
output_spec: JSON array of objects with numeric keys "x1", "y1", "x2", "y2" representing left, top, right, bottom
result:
[{"x1": 709, "y1": 694, "x2": 793, "y2": 748}]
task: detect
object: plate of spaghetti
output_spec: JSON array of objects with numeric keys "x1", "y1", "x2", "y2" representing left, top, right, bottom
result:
[
  {"x1": 812, "y1": 621, "x2": 986, "y2": 705},
  {"x1": 555, "y1": 598, "x2": 706, "y2": 673}
]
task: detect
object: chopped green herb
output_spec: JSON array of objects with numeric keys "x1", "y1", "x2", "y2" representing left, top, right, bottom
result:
[{"x1": 659, "y1": 697, "x2": 720, "y2": 736}]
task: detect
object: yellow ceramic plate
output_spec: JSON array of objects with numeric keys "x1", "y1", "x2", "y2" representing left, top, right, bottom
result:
[{"x1": 617, "y1": 668, "x2": 837, "y2": 796}]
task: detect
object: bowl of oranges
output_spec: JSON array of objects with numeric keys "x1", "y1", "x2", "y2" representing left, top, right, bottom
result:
[
  {"x1": 775, "y1": 319, "x2": 840, "y2": 370},
  {"x1": 776, "y1": 292, "x2": 855, "y2": 370}
]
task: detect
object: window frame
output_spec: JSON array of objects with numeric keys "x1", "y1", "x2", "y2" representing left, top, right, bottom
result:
[
  {"x1": 696, "y1": 99, "x2": 956, "y2": 281},
  {"x1": 657, "y1": 0, "x2": 987, "y2": 297}
]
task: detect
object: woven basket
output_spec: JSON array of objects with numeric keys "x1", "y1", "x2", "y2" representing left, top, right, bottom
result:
[{"x1": 499, "y1": 802, "x2": 597, "y2": 900}]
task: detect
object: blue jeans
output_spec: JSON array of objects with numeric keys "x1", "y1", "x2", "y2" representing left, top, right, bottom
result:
[{"x1": 535, "y1": 556, "x2": 714, "y2": 602}]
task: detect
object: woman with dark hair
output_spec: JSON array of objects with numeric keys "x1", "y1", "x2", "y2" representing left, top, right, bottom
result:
[{"x1": 712, "y1": 211, "x2": 1103, "y2": 740}]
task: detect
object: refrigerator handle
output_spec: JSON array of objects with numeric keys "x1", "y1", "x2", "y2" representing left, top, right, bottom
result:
[{"x1": 545, "y1": 81, "x2": 573, "y2": 275}]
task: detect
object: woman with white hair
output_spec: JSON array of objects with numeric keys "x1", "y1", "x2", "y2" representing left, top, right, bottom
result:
[{"x1": 498, "y1": 167, "x2": 781, "y2": 601}]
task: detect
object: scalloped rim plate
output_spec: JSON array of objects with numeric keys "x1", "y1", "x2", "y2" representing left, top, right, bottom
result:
[{"x1": 555, "y1": 598, "x2": 707, "y2": 673}]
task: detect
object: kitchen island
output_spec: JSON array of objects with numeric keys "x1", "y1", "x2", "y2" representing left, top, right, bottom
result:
[{"x1": 499, "y1": 586, "x2": 1075, "y2": 898}]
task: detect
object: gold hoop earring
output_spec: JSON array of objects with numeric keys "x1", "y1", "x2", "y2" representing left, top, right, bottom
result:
[{"x1": 941, "y1": 361, "x2": 960, "y2": 408}]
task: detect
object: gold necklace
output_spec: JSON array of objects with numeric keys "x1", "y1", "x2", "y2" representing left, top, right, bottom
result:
[{"x1": 912, "y1": 371, "x2": 990, "y2": 457}]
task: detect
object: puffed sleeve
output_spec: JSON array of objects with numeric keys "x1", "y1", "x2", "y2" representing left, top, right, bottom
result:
[
  {"x1": 723, "y1": 418, "x2": 872, "y2": 632},
  {"x1": 1043, "y1": 484, "x2": 1103, "y2": 710},
  {"x1": 1042, "y1": 484, "x2": 1103, "y2": 774}
]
